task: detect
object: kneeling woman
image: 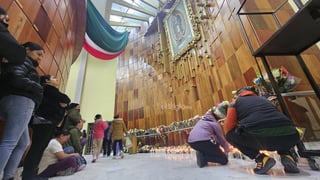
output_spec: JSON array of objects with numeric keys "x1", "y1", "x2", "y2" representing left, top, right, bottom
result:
[
  {"x1": 188, "y1": 107, "x2": 230, "y2": 168},
  {"x1": 38, "y1": 129, "x2": 84, "y2": 177}
]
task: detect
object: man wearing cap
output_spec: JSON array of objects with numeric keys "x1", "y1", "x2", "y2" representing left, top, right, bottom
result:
[{"x1": 224, "y1": 86, "x2": 300, "y2": 175}]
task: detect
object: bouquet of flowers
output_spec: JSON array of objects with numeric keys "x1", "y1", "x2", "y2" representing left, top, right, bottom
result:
[{"x1": 253, "y1": 66, "x2": 301, "y2": 96}]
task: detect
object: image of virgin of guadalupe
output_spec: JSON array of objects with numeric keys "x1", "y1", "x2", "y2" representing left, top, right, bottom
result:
[{"x1": 171, "y1": 10, "x2": 186, "y2": 43}]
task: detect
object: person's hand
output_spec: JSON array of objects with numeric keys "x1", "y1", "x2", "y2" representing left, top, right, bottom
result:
[
  {"x1": 73, "y1": 153, "x2": 80, "y2": 157},
  {"x1": 1, "y1": 57, "x2": 8, "y2": 63},
  {"x1": 267, "y1": 96, "x2": 277, "y2": 101}
]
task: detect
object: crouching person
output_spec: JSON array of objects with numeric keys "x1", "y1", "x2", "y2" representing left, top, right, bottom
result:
[
  {"x1": 224, "y1": 86, "x2": 300, "y2": 174},
  {"x1": 38, "y1": 129, "x2": 85, "y2": 178},
  {"x1": 188, "y1": 105, "x2": 230, "y2": 168}
]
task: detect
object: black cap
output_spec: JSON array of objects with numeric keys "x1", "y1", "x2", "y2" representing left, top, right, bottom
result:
[{"x1": 0, "y1": 7, "x2": 7, "y2": 15}]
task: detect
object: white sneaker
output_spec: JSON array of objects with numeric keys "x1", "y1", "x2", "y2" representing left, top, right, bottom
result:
[{"x1": 112, "y1": 156, "x2": 117, "y2": 159}]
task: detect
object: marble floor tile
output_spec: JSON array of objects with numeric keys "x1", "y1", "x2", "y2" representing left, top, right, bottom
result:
[{"x1": 49, "y1": 151, "x2": 320, "y2": 180}]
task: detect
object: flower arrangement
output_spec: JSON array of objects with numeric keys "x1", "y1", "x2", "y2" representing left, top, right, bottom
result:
[
  {"x1": 128, "y1": 115, "x2": 201, "y2": 137},
  {"x1": 127, "y1": 101, "x2": 230, "y2": 138},
  {"x1": 253, "y1": 66, "x2": 301, "y2": 97},
  {"x1": 127, "y1": 128, "x2": 146, "y2": 136}
]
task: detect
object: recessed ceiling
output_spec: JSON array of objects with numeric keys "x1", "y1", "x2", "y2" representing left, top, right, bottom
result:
[{"x1": 105, "y1": 0, "x2": 169, "y2": 32}]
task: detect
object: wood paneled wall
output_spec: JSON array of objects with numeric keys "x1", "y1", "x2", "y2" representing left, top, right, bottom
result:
[
  {"x1": 0, "y1": 0, "x2": 86, "y2": 91},
  {"x1": 115, "y1": 0, "x2": 320, "y2": 130}
]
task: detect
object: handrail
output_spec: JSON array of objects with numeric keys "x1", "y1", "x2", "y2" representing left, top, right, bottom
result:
[
  {"x1": 136, "y1": 127, "x2": 193, "y2": 138},
  {"x1": 281, "y1": 90, "x2": 315, "y2": 97}
]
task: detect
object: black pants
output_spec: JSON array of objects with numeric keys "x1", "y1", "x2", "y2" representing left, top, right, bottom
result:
[
  {"x1": 22, "y1": 124, "x2": 55, "y2": 177},
  {"x1": 112, "y1": 139, "x2": 123, "y2": 156},
  {"x1": 102, "y1": 137, "x2": 112, "y2": 156},
  {"x1": 189, "y1": 140, "x2": 228, "y2": 165},
  {"x1": 226, "y1": 129, "x2": 300, "y2": 159}
]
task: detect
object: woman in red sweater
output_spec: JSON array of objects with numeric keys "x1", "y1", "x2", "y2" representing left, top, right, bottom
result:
[{"x1": 91, "y1": 114, "x2": 108, "y2": 163}]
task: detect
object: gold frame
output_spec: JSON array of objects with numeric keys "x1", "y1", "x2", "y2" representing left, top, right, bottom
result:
[{"x1": 164, "y1": 0, "x2": 201, "y2": 62}]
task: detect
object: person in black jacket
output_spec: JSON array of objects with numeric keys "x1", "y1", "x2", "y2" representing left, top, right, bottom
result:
[
  {"x1": 0, "y1": 6, "x2": 26, "y2": 124},
  {"x1": 22, "y1": 74, "x2": 71, "y2": 180},
  {"x1": 224, "y1": 86, "x2": 300, "y2": 175},
  {"x1": 0, "y1": 42, "x2": 44, "y2": 180},
  {"x1": 0, "y1": 7, "x2": 26, "y2": 66}
]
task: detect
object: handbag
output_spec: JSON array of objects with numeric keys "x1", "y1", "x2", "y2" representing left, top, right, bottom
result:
[
  {"x1": 32, "y1": 115, "x2": 52, "y2": 125},
  {"x1": 125, "y1": 136, "x2": 132, "y2": 148}
]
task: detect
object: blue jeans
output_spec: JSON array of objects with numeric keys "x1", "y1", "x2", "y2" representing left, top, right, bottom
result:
[
  {"x1": 64, "y1": 146, "x2": 75, "y2": 154},
  {"x1": 0, "y1": 95, "x2": 35, "y2": 179}
]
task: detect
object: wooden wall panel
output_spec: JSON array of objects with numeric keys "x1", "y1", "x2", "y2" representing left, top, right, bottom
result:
[
  {"x1": 46, "y1": 27, "x2": 59, "y2": 54},
  {"x1": 39, "y1": 51, "x2": 53, "y2": 74},
  {"x1": 54, "y1": 43, "x2": 63, "y2": 65},
  {"x1": 17, "y1": 0, "x2": 41, "y2": 22},
  {"x1": 52, "y1": 12, "x2": 65, "y2": 45},
  {"x1": 114, "y1": 0, "x2": 320, "y2": 133},
  {"x1": 49, "y1": 60, "x2": 58, "y2": 77},
  {"x1": 54, "y1": 0, "x2": 60, "y2": 6},
  {"x1": 57, "y1": 0, "x2": 67, "y2": 23},
  {"x1": 42, "y1": 0, "x2": 57, "y2": 21},
  {"x1": 0, "y1": 0, "x2": 14, "y2": 9},
  {"x1": 6, "y1": 2, "x2": 28, "y2": 38},
  {"x1": 0, "y1": 0, "x2": 86, "y2": 92},
  {"x1": 34, "y1": 6, "x2": 51, "y2": 42}
]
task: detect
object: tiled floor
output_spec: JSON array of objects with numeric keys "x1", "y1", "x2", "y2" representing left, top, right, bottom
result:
[{"x1": 50, "y1": 150, "x2": 320, "y2": 180}]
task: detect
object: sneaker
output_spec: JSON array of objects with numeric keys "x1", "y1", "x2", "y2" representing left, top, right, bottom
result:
[
  {"x1": 112, "y1": 156, "x2": 117, "y2": 159},
  {"x1": 196, "y1": 151, "x2": 207, "y2": 168},
  {"x1": 120, "y1": 152, "x2": 124, "y2": 159},
  {"x1": 91, "y1": 159, "x2": 96, "y2": 163},
  {"x1": 77, "y1": 164, "x2": 86, "y2": 171},
  {"x1": 254, "y1": 155, "x2": 276, "y2": 174},
  {"x1": 281, "y1": 155, "x2": 299, "y2": 173}
]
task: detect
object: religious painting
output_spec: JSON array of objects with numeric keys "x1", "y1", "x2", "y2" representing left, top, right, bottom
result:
[{"x1": 164, "y1": 0, "x2": 200, "y2": 61}]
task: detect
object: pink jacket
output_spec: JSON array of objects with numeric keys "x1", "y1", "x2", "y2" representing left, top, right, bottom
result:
[{"x1": 93, "y1": 120, "x2": 108, "y2": 139}]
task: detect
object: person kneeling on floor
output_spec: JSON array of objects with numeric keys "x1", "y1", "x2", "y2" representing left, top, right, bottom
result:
[
  {"x1": 38, "y1": 129, "x2": 86, "y2": 178},
  {"x1": 224, "y1": 86, "x2": 300, "y2": 174},
  {"x1": 188, "y1": 102, "x2": 230, "y2": 168}
]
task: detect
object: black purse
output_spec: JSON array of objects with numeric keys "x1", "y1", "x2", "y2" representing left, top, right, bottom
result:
[{"x1": 32, "y1": 115, "x2": 52, "y2": 125}]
